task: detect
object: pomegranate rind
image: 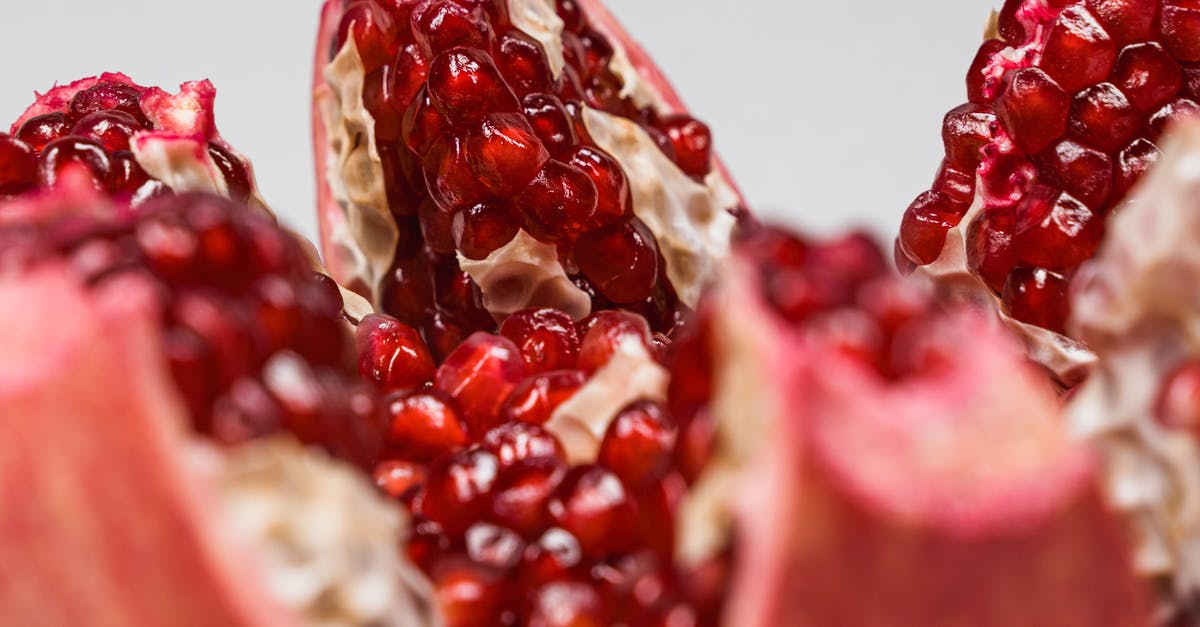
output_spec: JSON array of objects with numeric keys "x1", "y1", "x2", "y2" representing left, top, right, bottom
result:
[
  {"x1": 680, "y1": 255, "x2": 1147, "y2": 626},
  {"x1": 0, "y1": 267, "x2": 298, "y2": 627},
  {"x1": 1068, "y1": 119, "x2": 1200, "y2": 617}
]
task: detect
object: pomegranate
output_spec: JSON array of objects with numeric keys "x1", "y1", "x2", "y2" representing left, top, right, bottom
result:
[
  {"x1": 5, "y1": 73, "x2": 263, "y2": 209},
  {"x1": 895, "y1": 0, "x2": 1200, "y2": 385},
  {"x1": 312, "y1": 0, "x2": 744, "y2": 355},
  {"x1": 1068, "y1": 120, "x2": 1200, "y2": 624},
  {"x1": 667, "y1": 224, "x2": 1148, "y2": 625}
]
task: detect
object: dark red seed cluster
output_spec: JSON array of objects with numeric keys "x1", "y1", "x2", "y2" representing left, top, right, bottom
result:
[
  {"x1": 5, "y1": 79, "x2": 252, "y2": 206},
  {"x1": 899, "y1": 0, "x2": 1200, "y2": 334},
  {"x1": 334, "y1": 0, "x2": 711, "y2": 352},
  {"x1": 355, "y1": 305, "x2": 724, "y2": 625},
  {"x1": 0, "y1": 192, "x2": 384, "y2": 468}
]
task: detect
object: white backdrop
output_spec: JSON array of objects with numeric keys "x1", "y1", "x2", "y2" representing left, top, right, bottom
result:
[{"x1": 0, "y1": 1, "x2": 995, "y2": 242}]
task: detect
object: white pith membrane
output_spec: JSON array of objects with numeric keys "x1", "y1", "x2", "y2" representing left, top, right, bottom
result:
[
  {"x1": 1068, "y1": 120, "x2": 1200, "y2": 621},
  {"x1": 315, "y1": 0, "x2": 739, "y2": 317},
  {"x1": 909, "y1": 1, "x2": 1097, "y2": 386}
]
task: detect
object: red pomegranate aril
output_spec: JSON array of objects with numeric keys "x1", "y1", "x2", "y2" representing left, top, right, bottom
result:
[
  {"x1": 526, "y1": 581, "x2": 609, "y2": 627},
  {"x1": 70, "y1": 110, "x2": 139, "y2": 152},
  {"x1": 1014, "y1": 189, "x2": 1102, "y2": 271},
  {"x1": 502, "y1": 370, "x2": 587, "y2": 425},
  {"x1": 657, "y1": 114, "x2": 713, "y2": 179},
  {"x1": 432, "y1": 560, "x2": 507, "y2": 627},
  {"x1": 942, "y1": 103, "x2": 995, "y2": 170},
  {"x1": 424, "y1": 135, "x2": 491, "y2": 213},
  {"x1": 566, "y1": 145, "x2": 630, "y2": 228},
  {"x1": 383, "y1": 254, "x2": 436, "y2": 325},
  {"x1": 402, "y1": 88, "x2": 448, "y2": 157},
  {"x1": 434, "y1": 263, "x2": 490, "y2": 323},
  {"x1": 208, "y1": 143, "x2": 252, "y2": 203},
  {"x1": 374, "y1": 459, "x2": 429, "y2": 499},
  {"x1": 494, "y1": 30, "x2": 555, "y2": 97},
  {"x1": 336, "y1": 1, "x2": 398, "y2": 68},
  {"x1": 1086, "y1": 0, "x2": 1157, "y2": 46},
  {"x1": 465, "y1": 112, "x2": 550, "y2": 195},
  {"x1": 966, "y1": 206, "x2": 1018, "y2": 294},
  {"x1": 68, "y1": 81, "x2": 149, "y2": 127},
  {"x1": 500, "y1": 308, "x2": 581, "y2": 374},
  {"x1": 392, "y1": 43, "x2": 430, "y2": 107},
  {"x1": 465, "y1": 523, "x2": 526, "y2": 573},
  {"x1": 453, "y1": 201, "x2": 520, "y2": 259},
  {"x1": 1069, "y1": 83, "x2": 1142, "y2": 152},
  {"x1": 422, "y1": 447, "x2": 500, "y2": 536},
  {"x1": 574, "y1": 220, "x2": 659, "y2": 305},
  {"x1": 967, "y1": 39, "x2": 1009, "y2": 104},
  {"x1": 997, "y1": 0, "x2": 1027, "y2": 43},
  {"x1": 424, "y1": 311, "x2": 473, "y2": 362},
  {"x1": 1149, "y1": 98, "x2": 1200, "y2": 139},
  {"x1": 386, "y1": 392, "x2": 469, "y2": 461},
  {"x1": 489, "y1": 457, "x2": 566, "y2": 537},
  {"x1": 356, "y1": 313, "x2": 437, "y2": 392},
  {"x1": 1157, "y1": 362, "x2": 1200, "y2": 432},
  {"x1": 482, "y1": 422, "x2": 566, "y2": 467},
  {"x1": 555, "y1": 0, "x2": 585, "y2": 33},
  {"x1": 547, "y1": 465, "x2": 637, "y2": 559},
  {"x1": 995, "y1": 68, "x2": 1072, "y2": 155},
  {"x1": 411, "y1": 0, "x2": 495, "y2": 61},
  {"x1": 932, "y1": 162, "x2": 976, "y2": 206},
  {"x1": 1161, "y1": 0, "x2": 1200, "y2": 62},
  {"x1": 38, "y1": 137, "x2": 111, "y2": 189},
  {"x1": 418, "y1": 197, "x2": 457, "y2": 254},
  {"x1": 1039, "y1": 5, "x2": 1119, "y2": 93},
  {"x1": 515, "y1": 159, "x2": 598, "y2": 241},
  {"x1": 578, "y1": 29, "x2": 614, "y2": 75},
  {"x1": 1112, "y1": 42, "x2": 1184, "y2": 112},
  {"x1": 899, "y1": 190, "x2": 966, "y2": 265},
  {"x1": 15, "y1": 112, "x2": 72, "y2": 152},
  {"x1": 364, "y1": 66, "x2": 403, "y2": 143},
  {"x1": 108, "y1": 151, "x2": 161, "y2": 202},
  {"x1": 520, "y1": 527, "x2": 583, "y2": 589},
  {"x1": 435, "y1": 332, "x2": 525, "y2": 434},
  {"x1": 597, "y1": 401, "x2": 676, "y2": 487},
  {"x1": 523, "y1": 93, "x2": 579, "y2": 156},
  {"x1": 410, "y1": 517, "x2": 453, "y2": 571},
  {"x1": 0, "y1": 135, "x2": 38, "y2": 196},
  {"x1": 1002, "y1": 266, "x2": 1071, "y2": 333},
  {"x1": 578, "y1": 310, "x2": 654, "y2": 374},
  {"x1": 1038, "y1": 140, "x2": 1114, "y2": 209},
  {"x1": 1115, "y1": 138, "x2": 1161, "y2": 197},
  {"x1": 426, "y1": 47, "x2": 518, "y2": 126}
]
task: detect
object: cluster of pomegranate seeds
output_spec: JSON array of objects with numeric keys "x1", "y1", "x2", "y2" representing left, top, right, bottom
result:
[
  {"x1": 0, "y1": 192, "x2": 386, "y2": 468},
  {"x1": 898, "y1": 0, "x2": 1200, "y2": 334},
  {"x1": 5, "y1": 79, "x2": 252, "y2": 205},
  {"x1": 334, "y1": 0, "x2": 711, "y2": 348},
  {"x1": 355, "y1": 304, "x2": 724, "y2": 625}
]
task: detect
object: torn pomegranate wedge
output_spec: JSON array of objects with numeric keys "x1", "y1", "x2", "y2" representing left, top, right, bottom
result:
[
  {"x1": 313, "y1": 0, "x2": 744, "y2": 358},
  {"x1": 896, "y1": 0, "x2": 1200, "y2": 384}
]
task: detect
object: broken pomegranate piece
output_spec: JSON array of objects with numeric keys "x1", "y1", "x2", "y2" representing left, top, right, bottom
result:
[
  {"x1": 313, "y1": 0, "x2": 743, "y2": 354},
  {"x1": 896, "y1": 0, "x2": 1200, "y2": 384}
]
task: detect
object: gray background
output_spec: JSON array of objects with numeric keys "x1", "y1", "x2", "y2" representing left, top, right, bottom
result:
[{"x1": 0, "y1": 1, "x2": 994, "y2": 242}]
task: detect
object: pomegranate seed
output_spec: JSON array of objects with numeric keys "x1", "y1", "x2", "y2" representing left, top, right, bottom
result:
[
  {"x1": 374, "y1": 459, "x2": 428, "y2": 499},
  {"x1": 1038, "y1": 5, "x2": 1118, "y2": 93},
  {"x1": 68, "y1": 81, "x2": 149, "y2": 127},
  {"x1": 574, "y1": 220, "x2": 660, "y2": 305},
  {"x1": 385, "y1": 392, "x2": 469, "y2": 461},
  {"x1": 356, "y1": 313, "x2": 437, "y2": 392},
  {"x1": 898, "y1": 190, "x2": 966, "y2": 265},
  {"x1": 1112, "y1": 42, "x2": 1184, "y2": 112},
  {"x1": 547, "y1": 465, "x2": 637, "y2": 559},
  {"x1": 995, "y1": 67, "x2": 1071, "y2": 155},
  {"x1": 500, "y1": 308, "x2": 581, "y2": 373},
  {"x1": 1013, "y1": 187, "x2": 1103, "y2": 271},
  {"x1": 967, "y1": 40, "x2": 1008, "y2": 104},
  {"x1": 402, "y1": 88, "x2": 448, "y2": 157},
  {"x1": 657, "y1": 115, "x2": 712, "y2": 179},
  {"x1": 489, "y1": 457, "x2": 566, "y2": 537},
  {"x1": 464, "y1": 522, "x2": 526, "y2": 571},
  {"x1": 997, "y1": 0, "x2": 1028, "y2": 43},
  {"x1": 336, "y1": 1, "x2": 399, "y2": 68},
  {"x1": 208, "y1": 143, "x2": 252, "y2": 202},
  {"x1": 577, "y1": 310, "x2": 653, "y2": 374},
  {"x1": 418, "y1": 197, "x2": 457, "y2": 254},
  {"x1": 108, "y1": 151, "x2": 161, "y2": 202},
  {"x1": 70, "y1": 110, "x2": 139, "y2": 152},
  {"x1": 523, "y1": 93, "x2": 579, "y2": 155},
  {"x1": 502, "y1": 370, "x2": 587, "y2": 425},
  {"x1": 383, "y1": 253, "x2": 436, "y2": 325},
  {"x1": 527, "y1": 581, "x2": 609, "y2": 627},
  {"x1": 932, "y1": 162, "x2": 976, "y2": 206},
  {"x1": 482, "y1": 422, "x2": 566, "y2": 467},
  {"x1": 514, "y1": 159, "x2": 598, "y2": 241},
  {"x1": 435, "y1": 332, "x2": 525, "y2": 434},
  {"x1": 392, "y1": 43, "x2": 430, "y2": 106},
  {"x1": 1115, "y1": 138, "x2": 1161, "y2": 198},
  {"x1": 1161, "y1": 0, "x2": 1200, "y2": 62},
  {"x1": 424, "y1": 311, "x2": 473, "y2": 362},
  {"x1": 1149, "y1": 98, "x2": 1200, "y2": 139},
  {"x1": 1068, "y1": 83, "x2": 1142, "y2": 152},
  {"x1": 411, "y1": 0, "x2": 495, "y2": 60},
  {"x1": 424, "y1": 135, "x2": 491, "y2": 213},
  {"x1": 464, "y1": 111, "x2": 550, "y2": 195},
  {"x1": 494, "y1": 30, "x2": 555, "y2": 97},
  {"x1": 0, "y1": 135, "x2": 38, "y2": 197},
  {"x1": 38, "y1": 137, "x2": 111, "y2": 189},
  {"x1": 16, "y1": 112, "x2": 72, "y2": 152},
  {"x1": 426, "y1": 47, "x2": 518, "y2": 126},
  {"x1": 434, "y1": 263, "x2": 491, "y2": 323},
  {"x1": 422, "y1": 448, "x2": 500, "y2": 535},
  {"x1": 555, "y1": 0, "x2": 586, "y2": 33},
  {"x1": 966, "y1": 206, "x2": 1018, "y2": 293},
  {"x1": 597, "y1": 401, "x2": 677, "y2": 487},
  {"x1": 1085, "y1": 0, "x2": 1156, "y2": 46},
  {"x1": 1037, "y1": 140, "x2": 1114, "y2": 210},
  {"x1": 431, "y1": 560, "x2": 507, "y2": 627},
  {"x1": 941, "y1": 103, "x2": 995, "y2": 171},
  {"x1": 1002, "y1": 266, "x2": 1071, "y2": 334},
  {"x1": 578, "y1": 29, "x2": 615, "y2": 75},
  {"x1": 452, "y1": 201, "x2": 520, "y2": 259},
  {"x1": 364, "y1": 66, "x2": 403, "y2": 143},
  {"x1": 409, "y1": 518, "x2": 452, "y2": 571},
  {"x1": 566, "y1": 145, "x2": 630, "y2": 228},
  {"x1": 1157, "y1": 362, "x2": 1200, "y2": 432}
]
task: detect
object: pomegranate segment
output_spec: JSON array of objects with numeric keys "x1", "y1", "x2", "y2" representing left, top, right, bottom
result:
[
  {"x1": 896, "y1": 0, "x2": 1200, "y2": 384},
  {"x1": 314, "y1": 0, "x2": 742, "y2": 356},
  {"x1": 7, "y1": 73, "x2": 261, "y2": 208}
]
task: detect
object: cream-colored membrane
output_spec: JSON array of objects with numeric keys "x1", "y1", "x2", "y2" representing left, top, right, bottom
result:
[
  {"x1": 215, "y1": 438, "x2": 439, "y2": 627},
  {"x1": 458, "y1": 230, "x2": 591, "y2": 322}
]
